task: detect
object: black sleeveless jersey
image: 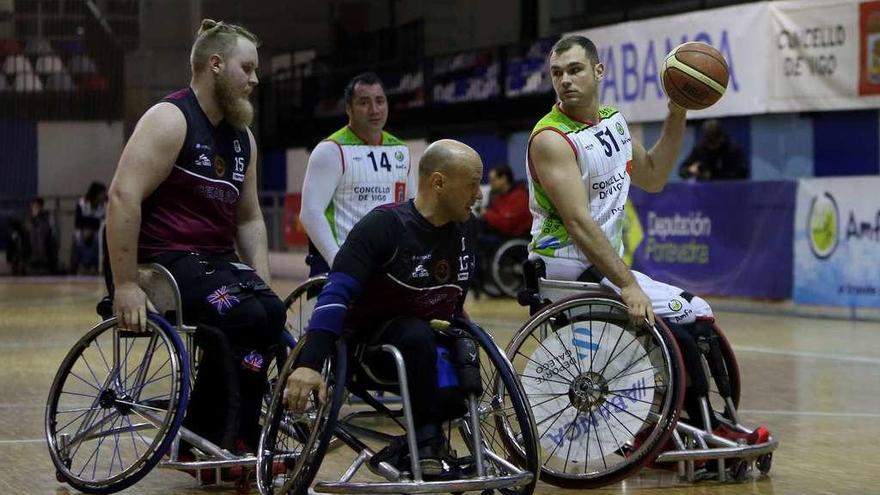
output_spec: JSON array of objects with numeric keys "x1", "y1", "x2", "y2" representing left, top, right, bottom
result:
[{"x1": 333, "y1": 200, "x2": 477, "y2": 334}]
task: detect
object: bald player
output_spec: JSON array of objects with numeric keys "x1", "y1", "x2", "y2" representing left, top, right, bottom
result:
[{"x1": 285, "y1": 139, "x2": 483, "y2": 479}]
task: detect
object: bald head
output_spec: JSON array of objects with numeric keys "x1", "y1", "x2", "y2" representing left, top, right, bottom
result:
[
  {"x1": 419, "y1": 139, "x2": 481, "y2": 179},
  {"x1": 415, "y1": 139, "x2": 484, "y2": 224}
]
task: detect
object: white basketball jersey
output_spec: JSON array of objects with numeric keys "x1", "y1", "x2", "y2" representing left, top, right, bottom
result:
[
  {"x1": 324, "y1": 126, "x2": 410, "y2": 247},
  {"x1": 526, "y1": 104, "x2": 632, "y2": 269}
]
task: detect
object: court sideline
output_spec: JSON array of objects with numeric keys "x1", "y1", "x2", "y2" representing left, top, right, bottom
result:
[{"x1": 2, "y1": 277, "x2": 878, "y2": 494}]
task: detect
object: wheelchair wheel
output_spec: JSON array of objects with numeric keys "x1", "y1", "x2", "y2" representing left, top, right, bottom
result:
[
  {"x1": 459, "y1": 322, "x2": 540, "y2": 495},
  {"x1": 257, "y1": 338, "x2": 347, "y2": 495},
  {"x1": 283, "y1": 276, "x2": 327, "y2": 340},
  {"x1": 45, "y1": 315, "x2": 189, "y2": 494},
  {"x1": 490, "y1": 239, "x2": 529, "y2": 298},
  {"x1": 505, "y1": 293, "x2": 685, "y2": 488},
  {"x1": 263, "y1": 329, "x2": 299, "y2": 421}
]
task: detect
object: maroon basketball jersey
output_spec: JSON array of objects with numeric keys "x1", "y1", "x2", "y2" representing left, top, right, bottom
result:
[{"x1": 138, "y1": 88, "x2": 252, "y2": 259}]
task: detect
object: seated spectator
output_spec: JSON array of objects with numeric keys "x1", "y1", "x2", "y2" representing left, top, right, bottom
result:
[
  {"x1": 5, "y1": 217, "x2": 29, "y2": 276},
  {"x1": 71, "y1": 181, "x2": 107, "y2": 274},
  {"x1": 480, "y1": 165, "x2": 530, "y2": 239},
  {"x1": 25, "y1": 197, "x2": 59, "y2": 274},
  {"x1": 679, "y1": 119, "x2": 748, "y2": 181}
]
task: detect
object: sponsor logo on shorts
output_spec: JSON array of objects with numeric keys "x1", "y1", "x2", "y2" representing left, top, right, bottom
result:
[
  {"x1": 668, "y1": 299, "x2": 683, "y2": 312},
  {"x1": 669, "y1": 308, "x2": 693, "y2": 323}
]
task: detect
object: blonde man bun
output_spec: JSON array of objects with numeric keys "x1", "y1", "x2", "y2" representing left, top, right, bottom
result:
[{"x1": 190, "y1": 18, "x2": 259, "y2": 73}]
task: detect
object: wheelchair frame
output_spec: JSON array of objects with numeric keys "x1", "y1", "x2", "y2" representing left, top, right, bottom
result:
[
  {"x1": 257, "y1": 317, "x2": 540, "y2": 495},
  {"x1": 45, "y1": 263, "x2": 291, "y2": 493}
]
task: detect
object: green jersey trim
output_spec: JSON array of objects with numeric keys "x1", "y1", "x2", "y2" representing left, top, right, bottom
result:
[
  {"x1": 326, "y1": 126, "x2": 405, "y2": 146},
  {"x1": 381, "y1": 131, "x2": 405, "y2": 146},
  {"x1": 598, "y1": 106, "x2": 619, "y2": 119},
  {"x1": 530, "y1": 104, "x2": 620, "y2": 137},
  {"x1": 529, "y1": 182, "x2": 573, "y2": 256},
  {"x1": 324, "y1": 200, "x2": 339, "y2": 245}
]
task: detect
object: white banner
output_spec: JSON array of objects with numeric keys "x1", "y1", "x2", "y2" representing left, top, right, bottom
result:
[
  {"x1": 566, "y1": 0, "x2": 880, "y2": 119},
  {"x1": 794, "y1": 177, "x2": 880, "y2": 308},
  {"x1": 568, "y1": 3, "x2": 770, "y2": 123},
  {"x1": 767, "y1": 0, "x2": 880, "y2": 111}
]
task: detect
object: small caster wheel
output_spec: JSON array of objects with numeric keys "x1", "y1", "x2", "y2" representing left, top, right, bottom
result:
[
  {"x1": 756, "y1": 453, "x2": 772, "y2": 474},
  {"x1": 730, "y1": 459, "x2": 749, "y2": 482}
]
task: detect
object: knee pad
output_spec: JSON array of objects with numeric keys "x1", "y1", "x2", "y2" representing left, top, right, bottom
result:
[
  {"x1": 435, "y1": 338, "x2": 481, "y2": 395},
  {"x1": 451, "y1": 337, "x2": 482, "y2": 395}
]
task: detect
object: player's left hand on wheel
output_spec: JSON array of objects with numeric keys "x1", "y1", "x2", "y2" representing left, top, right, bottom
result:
[
  {"x1": 284, "y1": 367, "x2": 327, "y2": 412},
  {"x1": 620, "y1": 283, "x2": 654, "y2": 328}
]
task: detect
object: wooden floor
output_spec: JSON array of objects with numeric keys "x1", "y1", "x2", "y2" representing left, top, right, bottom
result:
[{"x1": 3, "y1": 277, "x2": 879, "y2": 495}]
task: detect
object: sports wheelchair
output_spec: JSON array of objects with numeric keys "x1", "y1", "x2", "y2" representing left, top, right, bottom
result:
[
  {"x1": 257, "y1": 278, "x2": 540, "y2": 495},
  {"x1": 508, "y1": 260, "x2": 778, "y2": 488},
  {"x1": 473, "y1": 237, "x2": 529, "y2": 299},
  {"x1": 45, "y1": 263, "x2": 296, "y2": 493}
]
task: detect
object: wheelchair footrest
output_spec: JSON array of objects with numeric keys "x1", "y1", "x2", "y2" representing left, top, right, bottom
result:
[
  {"x1": 159, "y1": 455, "x2": 258, "y2": 470},
  {"x1": 653, "y1": 436, "x2": 778, "y2": 463},
  {"x1": 314, "y1": 472, "x2": 534, "y2": 494}
]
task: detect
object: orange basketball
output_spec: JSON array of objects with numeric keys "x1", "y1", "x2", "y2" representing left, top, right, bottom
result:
[{"x1": 661, "y1": 42, "x2": 729, "y2": 110}]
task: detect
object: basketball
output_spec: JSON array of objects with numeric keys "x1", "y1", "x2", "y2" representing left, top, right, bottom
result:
[{"x1": 661, "y1": 42, "x2": 729, "y2": 110}]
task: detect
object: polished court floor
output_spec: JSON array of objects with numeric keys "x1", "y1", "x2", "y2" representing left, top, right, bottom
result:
[{"x1": 2, "y1": 277, "x2": 879, "y2": 494}]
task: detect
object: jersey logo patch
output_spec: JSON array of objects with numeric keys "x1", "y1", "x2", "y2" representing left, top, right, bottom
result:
[
  {"x1": 233, "y1": 172, "x2": 245, "y2": 182},
  {"x1": 434, "y1": 260, "x2": 451, "y2": 283},
  {"x1": 214, "y1": 155, "x2": 226, "y2": 177},
  {"x1": 411, "y1": 264, "x2": 430, "y2": 279},
  {"x1": 195, "y1": 154, "x2": 212, "y2": 167}
]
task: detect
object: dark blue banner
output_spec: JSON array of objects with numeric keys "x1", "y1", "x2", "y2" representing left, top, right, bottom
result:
[{"x1": 626, "y1": 181, "x2": 795, "y2": 299}]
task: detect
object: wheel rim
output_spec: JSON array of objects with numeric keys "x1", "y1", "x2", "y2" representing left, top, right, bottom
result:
[
  {"x1": 491, "y1": 241, "x2": 528, "y2": 298},
  {"x1": 284, "y1": 276, "x2": 326, "y2": 340},
  {"x1": 454, "y1": 325, "x2": 538, "y2": 494},
  {"x1": 506, "y1": 297, "x2": 680, "y2": 482},
  {"x1": 46, "y1": 318, "x2": 184, "y2": 488},
  {"x1": 259, "y1": 342, "x2": 342, "y2": 494}
]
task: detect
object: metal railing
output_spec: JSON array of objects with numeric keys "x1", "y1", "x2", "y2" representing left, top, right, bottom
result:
[{"x1": 0, "y1": 191, "x2": 292, "y2": 274}]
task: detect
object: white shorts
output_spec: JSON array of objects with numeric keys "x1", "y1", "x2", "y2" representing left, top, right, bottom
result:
[{"x1": 537, "y1": 255, "x2": 714, "y2": 324}]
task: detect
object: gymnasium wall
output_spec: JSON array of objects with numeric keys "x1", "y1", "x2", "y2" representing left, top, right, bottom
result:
[{"x1": 37, "y1": 121, "x2": 123, "y2": 197}]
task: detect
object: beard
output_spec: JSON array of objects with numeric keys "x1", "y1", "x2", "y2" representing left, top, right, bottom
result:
[{"x1": 215, "y1": 71, "x2": 254, "y2": 129}]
